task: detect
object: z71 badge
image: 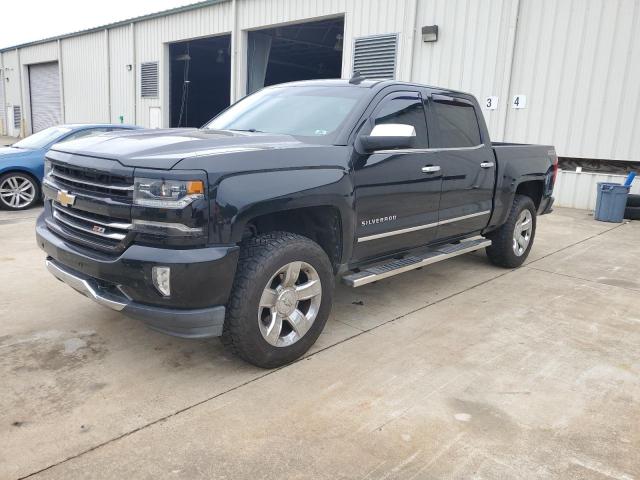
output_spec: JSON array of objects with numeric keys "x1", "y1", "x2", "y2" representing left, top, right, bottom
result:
[{"x1": 361, "y1": 215, "x2": 397, "y2": 227}]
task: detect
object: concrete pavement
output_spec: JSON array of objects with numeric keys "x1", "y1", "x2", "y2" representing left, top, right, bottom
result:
[
  {"x1": 0, "y1": 135, "x2": 18, "y2": 146},
  {"x1": 0, "y1": 207, "x2": 638, "y2": 479}
]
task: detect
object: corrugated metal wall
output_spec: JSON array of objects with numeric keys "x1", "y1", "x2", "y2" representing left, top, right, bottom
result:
[
  {"x1": 1, "y1": 50, "x2": 21, "y2": 110},
  {"x1": 108, "y1": 26, "x2": 135, "y2": 124},
  {"x1": 61, "y1": 31, "x2": 109, "y2": 123},
  {"x1": 18, "y1": 42, "x2": 57, "y2": 66},
  {"x1": 555, "y1": 170, "x2": 640, "y2": 210},
  {"x1": 505, "y1": 0, "x2": 640, "y2": 161},
  {"x1": 409, "y1": 0, "x2": 518, "y2": 140},
  {"x1": 134, "y1": 1, "x2": 233, "y2": 127},
  {"x1": 2, "y1": 0, "x2": 640, "y2": 166}
]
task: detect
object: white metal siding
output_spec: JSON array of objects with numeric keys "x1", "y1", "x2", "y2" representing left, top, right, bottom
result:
[
  {"x1": 18, "y1": 42, "x2": 57, "y2": 65},
  {"x1": 0, "y1": 64, "x2": 5, "y2": 135},
  {"x1": 29, "y1": 62, "x2": 61, "y2": 132},
  {"x1": 1, "y1": 50, "x2": 21, "y2": 109},
  {"x1": 555, "y1": 170, "x2": 640, "y2": 210},
  {"x1": 505, "y1": 0, "x2": 640, "y2": 161},
  {"x1": 61, "y1": 31, "x2": 109, "y2": 123},
  {"x1": 108, "y1": 26, "x2": 135, "y2": 124},
  {"x1": 134, "y1": 1, "x2": 233, "y2": 128},
  {"x1": 410, "y1": 0, "x2": 517, "y2": 141}
]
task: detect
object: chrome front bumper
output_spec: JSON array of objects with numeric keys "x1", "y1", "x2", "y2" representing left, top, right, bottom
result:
[
  {"x1": 46, "y1": 258, "x2": 127, "y2": 311},
  {"x1": 44, "y1": 257, "x2": 226, "y2": 338}
]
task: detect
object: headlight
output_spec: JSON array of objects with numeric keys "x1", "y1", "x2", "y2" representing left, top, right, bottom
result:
[
  {"x1": 44, "y1": 159, "x2": 53, "y2": 179},
  {"x1": 133, "y1": 178, "x2": 205, "y2": 209}
]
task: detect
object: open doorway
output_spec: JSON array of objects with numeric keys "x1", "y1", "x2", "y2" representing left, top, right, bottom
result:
[
  {"x1": 169, "y1": 35, "x2": 231, "y2": 128},
  {"x1": 247, "y1": 17, "x2": 344, "y2": 94}
]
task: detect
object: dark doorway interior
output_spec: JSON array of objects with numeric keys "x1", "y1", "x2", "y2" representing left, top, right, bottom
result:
[
  {"x1": 169, "y1": 35, "x2": 231, "y2": 128},
  {"x1": 247, "y1": 17, "x2": 344, "y2": 94}
]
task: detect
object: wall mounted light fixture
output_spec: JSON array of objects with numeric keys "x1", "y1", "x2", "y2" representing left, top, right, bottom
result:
[{"x1": 422, "y1": 25, "x2": 438, "y2": 42}]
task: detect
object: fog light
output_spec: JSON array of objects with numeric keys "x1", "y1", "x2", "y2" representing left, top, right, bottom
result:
[{"x1": 152, "y1": 266, "x2": 171, "y2": 296}]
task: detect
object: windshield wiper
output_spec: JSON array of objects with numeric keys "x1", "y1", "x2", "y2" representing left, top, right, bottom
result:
[{"x1": 229, "y1": 128, "x2": 264, "y2": 133}]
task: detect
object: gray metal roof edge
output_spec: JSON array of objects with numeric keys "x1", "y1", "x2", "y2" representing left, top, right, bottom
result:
[{"x1": 0, "y1": 0, "x2": 228, "y2": 53}]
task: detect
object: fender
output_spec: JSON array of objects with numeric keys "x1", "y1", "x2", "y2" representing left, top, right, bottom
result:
[
  {"x1": 486, "y1": 153, "x2": 553, "y2": 232},
  {"x1": 210, "y1": 167, "x2": 356, "y2": 259}
]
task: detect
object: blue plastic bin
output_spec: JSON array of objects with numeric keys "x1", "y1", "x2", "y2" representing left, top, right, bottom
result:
[{"x1": 594, "y1": 182, "x2": 630, "y2": 223}]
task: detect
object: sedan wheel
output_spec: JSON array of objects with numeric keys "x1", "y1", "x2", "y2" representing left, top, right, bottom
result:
[{"x1": 0, "y1": 174, "x2": 39, "y2": 210}]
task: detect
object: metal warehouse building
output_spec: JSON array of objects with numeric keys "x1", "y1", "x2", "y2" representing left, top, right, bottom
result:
[{"x1": 1, "y1": 0, "x2": 639, "y2": 188}]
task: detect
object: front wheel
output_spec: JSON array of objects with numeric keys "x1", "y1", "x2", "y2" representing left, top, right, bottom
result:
[
  {"x1": 0, "y1": 173, "x2": 40, "y2": 210},
  {"x1": 485, "y1": 194, "x2": 537, "y2": 268},
  {"x1": 222, "y1": 232, "x2": 334, "y2": 368}
]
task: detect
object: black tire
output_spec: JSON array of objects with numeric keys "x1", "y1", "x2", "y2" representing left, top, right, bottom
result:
[
  {"x1": 485, "y1": 194, "x2": 537, "y2": 268},
  {"x1": 222, "y1": 231, "x2": 334, "y2": 368},
  {"x1": 626, "y1": 194, "x2": 640, "y2": 208},
  {"x1": 0, "y1": 172, "x2": 40, "y2": 210},
  {"x1": 624, "y1": 206, "x2": 640, "y2": 220}
]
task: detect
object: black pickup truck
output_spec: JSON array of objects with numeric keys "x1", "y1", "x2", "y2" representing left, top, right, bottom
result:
[{"x1": 37, "y1": 79, "x2": 556, "y2": 368}]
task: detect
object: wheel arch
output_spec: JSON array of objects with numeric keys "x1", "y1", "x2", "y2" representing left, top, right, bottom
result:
[
  {"x1": 241, "y1": 205, "x2": 345, "y2": 271},
  {"x1": 514, "y1": 180, "x2": 544, "y2": 209}
]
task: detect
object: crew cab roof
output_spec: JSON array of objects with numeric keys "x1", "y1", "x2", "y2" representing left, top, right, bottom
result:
[{"x1": 268, "y1": 79, "x2": 474, "y2": 98}]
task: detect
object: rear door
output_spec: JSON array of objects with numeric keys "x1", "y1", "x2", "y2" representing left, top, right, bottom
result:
[
  {"x1": 352, "y1": 90, "x2": 442, "y2": 261},
  {"x1": 426, "y1": 93, "x2": 495, "y2": 240}
]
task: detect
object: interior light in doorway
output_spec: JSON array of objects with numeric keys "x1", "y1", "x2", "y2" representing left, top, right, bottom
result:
[
  {"x1": 422, "y1": 25, "x2": 438, "y2": 42},
  {"x1": 334, "y1": 34, "x2": 343, "y2": 52},
  {"x1": 216, "y1": 49, "x2": 225, "y2": 64}
]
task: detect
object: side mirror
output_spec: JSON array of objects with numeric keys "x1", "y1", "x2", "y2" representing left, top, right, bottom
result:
[{"x1": 359, "y1": 123, "x2": 416, "y2": 153}]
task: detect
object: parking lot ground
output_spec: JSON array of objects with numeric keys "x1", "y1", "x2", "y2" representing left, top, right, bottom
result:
[
  {"x1": 1, "y1": 207, "x2": 638, "y2": 479},
  {"x1": 0, "y1": 135, "x2": 18, "y2": 146}
]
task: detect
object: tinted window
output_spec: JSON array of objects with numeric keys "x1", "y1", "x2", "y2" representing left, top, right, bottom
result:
[
  {"x1": 373, "y1": 94, "x2": 428, "y2": 148},
  {"x1": 431, "y1": 99, "x2": 482, "y2": 148}
]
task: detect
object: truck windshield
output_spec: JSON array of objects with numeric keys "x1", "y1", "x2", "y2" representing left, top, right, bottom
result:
[{"x1": 204, "y1": 86, "x2": 365, "y2": 139}]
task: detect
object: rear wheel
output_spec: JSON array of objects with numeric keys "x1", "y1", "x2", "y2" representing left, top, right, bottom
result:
[
  {"x1": 222, "y1": 232, "x2": 334, "y2": 368},
  {"x1": 485, "y1": 194, "x2": 537, "y2": 268},
  {"x1": 0, "y1": 173, "x2": 39, "y2": 210}
]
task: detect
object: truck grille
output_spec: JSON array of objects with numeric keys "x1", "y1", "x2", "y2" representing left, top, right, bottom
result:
[
  {"x1": 50, "y1": 163, "x2": 134, "y2": 199},
  {"x1": 44, "y1": 160, "x2": 135, "y2": 253},
  {"x1": 52, "y1": 202, "x2": 131, "y2": 241}
]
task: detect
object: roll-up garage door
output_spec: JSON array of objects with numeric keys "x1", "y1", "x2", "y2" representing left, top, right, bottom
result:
[{"x1": 29, "y1": 62, "x2": 61, "y2": 132}]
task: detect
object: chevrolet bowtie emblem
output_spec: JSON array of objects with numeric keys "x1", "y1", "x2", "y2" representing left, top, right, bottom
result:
[{"x1": 57, "y1": 190, "x2": 76, "y2": 207}]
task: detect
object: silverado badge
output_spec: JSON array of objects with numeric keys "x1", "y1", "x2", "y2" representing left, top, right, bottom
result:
[{"x1": 56, "y1": 190, "x2": 76, "y2": 208}]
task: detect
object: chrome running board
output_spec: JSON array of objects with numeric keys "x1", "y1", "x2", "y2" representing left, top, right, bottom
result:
[{"x1": 342, "y1": 237, "x2": 491, "y2": 287}]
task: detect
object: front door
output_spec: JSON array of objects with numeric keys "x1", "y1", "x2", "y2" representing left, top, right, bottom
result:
[
  {"x1": 352, "y1": 91, "x2": 442, "y2": 262},
  {"x1": 426, "y1": 94, "x2": 495, "y2": 240}
]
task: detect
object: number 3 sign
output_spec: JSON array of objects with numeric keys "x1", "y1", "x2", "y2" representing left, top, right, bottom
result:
[{"x1": 484, "y1": 96, "x2": 498, "y2": 110}]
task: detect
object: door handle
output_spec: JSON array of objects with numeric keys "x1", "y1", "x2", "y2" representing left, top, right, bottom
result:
[
  {"x1": 480, "y1": 162, "x2": 495, "y2": 168},
  {"x1": 421, "y1": 165, "x2": 441, "y2": 173}
]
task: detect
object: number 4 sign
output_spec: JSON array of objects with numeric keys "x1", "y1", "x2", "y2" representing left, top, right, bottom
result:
[
  {"x1": 484, "y1": 96, "x2": 498, "y2": 110},
  {"x1": 512, "y1": 95, "x2": 527, "y2": 109}
]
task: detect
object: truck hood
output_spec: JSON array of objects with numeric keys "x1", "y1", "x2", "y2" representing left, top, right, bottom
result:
[{"x1": 49, "y1": 128, "x2": 312, "y2": 169}]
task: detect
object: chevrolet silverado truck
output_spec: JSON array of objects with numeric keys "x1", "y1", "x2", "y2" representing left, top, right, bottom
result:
[{"x1": 36, "y1": 79, "x2": 556, "y2": 368}]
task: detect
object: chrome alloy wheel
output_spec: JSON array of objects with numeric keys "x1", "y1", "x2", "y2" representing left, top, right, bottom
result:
[
  {"x1": 513, "y1": 209, "x2": 533, "y2": 256},
  {"x1": 258, "y1": 261, "x2": 322, "y2": 347},
  {"x1": 0, "y1": 175, "x2": 36, "y2": 209}
]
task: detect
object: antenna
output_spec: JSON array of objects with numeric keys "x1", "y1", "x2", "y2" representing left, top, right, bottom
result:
[{"x1": 349, "y1": 71, "x2": 365, "y2": 85}]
